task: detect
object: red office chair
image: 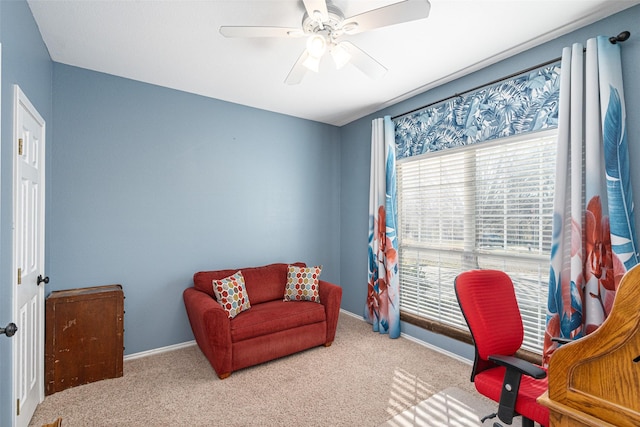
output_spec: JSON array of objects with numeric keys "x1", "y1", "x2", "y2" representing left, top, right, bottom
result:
[{"x1": 454, "y1": 269, "x2": 549, "y2": 427}]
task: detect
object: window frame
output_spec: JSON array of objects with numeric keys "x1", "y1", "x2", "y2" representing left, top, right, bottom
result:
[{"x1": 396, "y1": 129, "x2": 558, "y2": 356}]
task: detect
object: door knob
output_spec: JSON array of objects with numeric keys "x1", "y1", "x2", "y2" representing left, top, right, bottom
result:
[
  {"x1": 1, "y1": 323, "x2": 18, "y2": 337},
  {"x1": 37, "y1": 275, "x2": 49, "y2": 286}
]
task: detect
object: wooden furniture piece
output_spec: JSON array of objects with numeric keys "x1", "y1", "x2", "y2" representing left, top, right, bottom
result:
[
  {"x1": 45, "y1": 284, "x2": 124, "y2": 395},
  {"x1": 538, "y1": 264, "x2": 640, "y2": 426}
]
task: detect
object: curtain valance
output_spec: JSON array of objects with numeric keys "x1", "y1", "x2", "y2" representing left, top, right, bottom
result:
[{"x1": 394, "y1": 63, "x2": 561, "y2": 160}]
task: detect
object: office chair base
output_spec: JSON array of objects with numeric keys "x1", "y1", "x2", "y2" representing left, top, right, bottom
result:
[
  {"x1": 481, "y1": 412, "x2": 497, "y2": 422},
  {"x1": 481, "y1": 412, "x2": 538, "y2": 427}
]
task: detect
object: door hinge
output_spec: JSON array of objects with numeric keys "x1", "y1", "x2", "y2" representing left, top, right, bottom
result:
[
  {"x1": 16, "y1": 398, "x2": 20, "y2": 416},
  {"x1": 18, "y1": 138, "x2": 23, "y2": 156},
  {"x1": 17, "y1": 268, "x2": 22, "y2": 285}
]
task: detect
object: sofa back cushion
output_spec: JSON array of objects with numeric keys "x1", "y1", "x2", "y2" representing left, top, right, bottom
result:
[{"x1": 193, "y1": 262, "x2": 306, "y2": 305}]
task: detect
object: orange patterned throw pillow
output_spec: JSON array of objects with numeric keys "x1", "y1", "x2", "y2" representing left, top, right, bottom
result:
[
  {"x1": 284, "y1": 265, "x2": 322, "y2": 303},
  {"x1": 212, "y1": 271, "x2": 251, "y2": 318}
]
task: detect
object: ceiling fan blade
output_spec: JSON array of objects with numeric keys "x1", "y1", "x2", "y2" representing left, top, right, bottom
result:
[
  {"x1": 219, "y1": 26, "x2": 304, "y2": 38},
  {"x1": 302, "y1": 0, "x2": 329, "y2": 22},
  {"x1": 285, "y1": 50, "x2": 310, "y2": 85},
  {"x1": 340, "y1": 0, "x2": 431, "y2": 35},
  {"x1": 340, "y1": 42, "x2": 387, "y2": 80}
]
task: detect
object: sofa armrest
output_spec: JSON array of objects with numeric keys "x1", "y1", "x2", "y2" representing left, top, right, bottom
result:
[
  {"x1": 318, "y1": 280, "x2": 342, "y2": 344},
  {"x1": 183, "y1": 287, "x2": 233, "y2": 377}
]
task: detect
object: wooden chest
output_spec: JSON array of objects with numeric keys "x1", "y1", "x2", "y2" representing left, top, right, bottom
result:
[{"x1": 45, "y1": 284, "x2": 124, "y2": 395}]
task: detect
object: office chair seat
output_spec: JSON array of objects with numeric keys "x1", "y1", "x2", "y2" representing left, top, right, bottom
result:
[{"x1": 475, "y1": 365, "x2": 549, "y2": 424}]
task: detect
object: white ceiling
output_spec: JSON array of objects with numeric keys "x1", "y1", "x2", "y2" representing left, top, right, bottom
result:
[{"x1": 27, "y1": 0, "x2": 640, "y2": 126}]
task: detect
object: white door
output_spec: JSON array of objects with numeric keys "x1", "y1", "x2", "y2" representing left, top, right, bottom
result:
[{"x1": 13, "y1": 85, "x2": 46, "y2": 427}]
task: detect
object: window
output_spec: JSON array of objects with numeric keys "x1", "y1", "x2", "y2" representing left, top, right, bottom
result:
[{"x1": 397, "y1": 130, "x2": 556, "y2": 353}]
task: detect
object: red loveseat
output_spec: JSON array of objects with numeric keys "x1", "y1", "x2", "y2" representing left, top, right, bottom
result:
[{"x1": 183, "y1": 262, "x2": 342, "y2": 379}]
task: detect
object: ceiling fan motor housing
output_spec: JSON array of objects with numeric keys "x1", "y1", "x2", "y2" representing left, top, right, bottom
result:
[{"x1": 301, "y1": 5, "x2": 346, "y2": 44}]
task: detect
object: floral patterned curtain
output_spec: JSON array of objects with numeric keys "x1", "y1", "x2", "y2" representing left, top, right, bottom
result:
[
  {"x1": 365, "y1": 116, "x2": 400, "y2": 338},
  {"x1": 544, "y1": 37, "x2": 639, "y2": 364},
  {"x1": 368, "y1": 66, "x2": 561, "y2": 339}
]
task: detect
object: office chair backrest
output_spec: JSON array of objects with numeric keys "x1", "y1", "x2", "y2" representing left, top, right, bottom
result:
[{"x1": 455, "y1": 269, "x2": 524, "y2": 361}]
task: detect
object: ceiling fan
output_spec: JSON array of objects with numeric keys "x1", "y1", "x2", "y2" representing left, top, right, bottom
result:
[{"x1": 219, "y1": 0, "x2": 431, "y2": 85}]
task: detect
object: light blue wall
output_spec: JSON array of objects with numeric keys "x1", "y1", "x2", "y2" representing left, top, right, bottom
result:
[
  {"x1": 1, "y1": 2, "x2": 639, "y2": 425},
  {"x1": 50, "y1": 64, "x2": 341, "y2": 355},
  {"x1": 339, "y1": 4, "x2": 640, "y2": 360},
  {"x1": 0, "y1": 0, "x2": 53, "y2": 424}
]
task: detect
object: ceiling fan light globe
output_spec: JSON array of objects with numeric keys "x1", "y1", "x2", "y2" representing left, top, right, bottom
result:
[
  {"x1": 330, "y1": 44, "x2": 351, "y2": 69},
  {"x1": 306, "y1": 34, "x2": 327, "y2": 58}
]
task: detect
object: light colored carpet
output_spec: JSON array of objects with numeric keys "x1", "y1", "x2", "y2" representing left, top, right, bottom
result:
[
  {"x1": 30, "y1": 312, "x2": 510, "y2": 427},
  {"x1": 381, "y1": 386, "x2": 523, "y2": 427}
]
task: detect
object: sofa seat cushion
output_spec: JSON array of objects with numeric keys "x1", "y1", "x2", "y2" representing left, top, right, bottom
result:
[{"x1": 230, "y1": 299, "x2": 326, "y2": 342}]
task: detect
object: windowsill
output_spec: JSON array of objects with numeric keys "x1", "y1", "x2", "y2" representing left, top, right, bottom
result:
[{"x1": 400, "y1": 311, "x2": 543, "y2": 365}]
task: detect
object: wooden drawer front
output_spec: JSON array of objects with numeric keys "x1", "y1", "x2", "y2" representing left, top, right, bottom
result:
[{"x1": 45, "y1": 285, "x2": 124, "y2": 395}]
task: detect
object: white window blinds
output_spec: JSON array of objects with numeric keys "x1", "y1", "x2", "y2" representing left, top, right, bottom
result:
[{"x1": 397, "y1": 130, "x2": 557, "y2": 353}]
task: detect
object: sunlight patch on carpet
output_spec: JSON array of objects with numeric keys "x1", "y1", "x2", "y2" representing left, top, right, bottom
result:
[
  {"x1": 386, "y1": 368, "x2": 436, "y2": 415},
  {"x1": 381, "y1": 387, "x2": 496, "y2": 427}
]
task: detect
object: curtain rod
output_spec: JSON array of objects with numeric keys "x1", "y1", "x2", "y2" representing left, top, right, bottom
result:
[{"x1": 392, "y1": 30, "x2": 631, "y2": 121}]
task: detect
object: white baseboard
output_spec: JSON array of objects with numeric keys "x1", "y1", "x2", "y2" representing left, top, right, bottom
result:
[
  {"x1": 124, "y1": 310, "x2": 471, "y2": 366},
  {"x1": 339, "y1": 308, "x2": 472, "y2": 365},
  {"x1": 339, "y1": 308, "x2": 363, "y2": 319},
  {"x1": 124, "y1": 340, "x2": 196, "y2": 361},
  {"x1": 400, "y1": 332, "x2": 472, "y2": 365}
]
